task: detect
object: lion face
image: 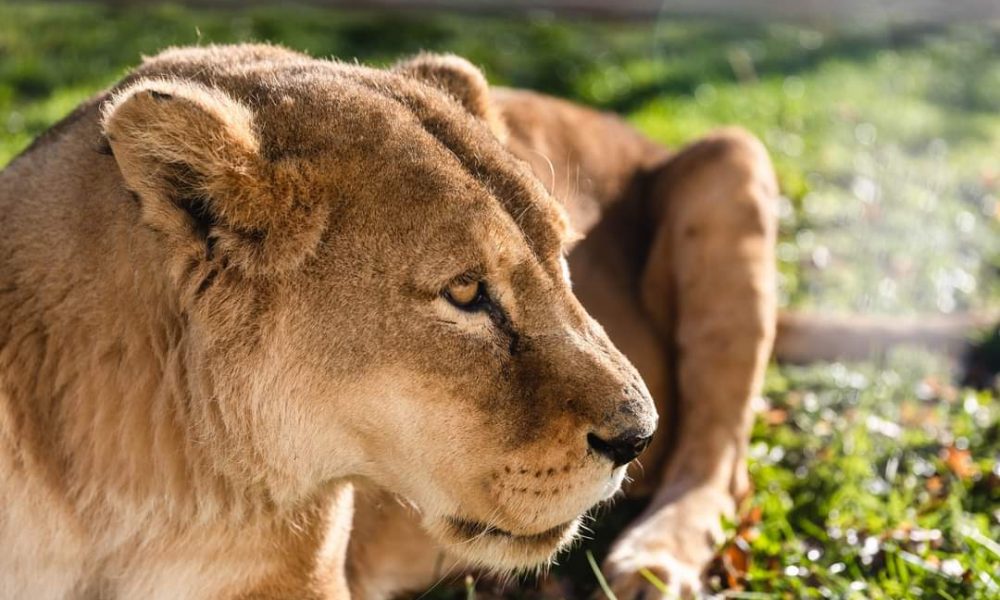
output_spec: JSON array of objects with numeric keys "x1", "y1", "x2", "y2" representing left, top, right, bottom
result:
[{"x1": 102, "y1": 46, "x2": 656, "y2": 570}]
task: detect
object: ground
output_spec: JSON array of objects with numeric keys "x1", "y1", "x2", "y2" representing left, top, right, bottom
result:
[{"x1": 1, "y1": 3, "x2": 997, "y2": 598}]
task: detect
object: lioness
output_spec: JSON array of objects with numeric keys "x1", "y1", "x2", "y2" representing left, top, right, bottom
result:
[
  {"x1": 0, "y1": 45, "x2": 658, "y2": 598},
  {"x1": 3, "y1": 44, "x2": 981, "y2": 600}
]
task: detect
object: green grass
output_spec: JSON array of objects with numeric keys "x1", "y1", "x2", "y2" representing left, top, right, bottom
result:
[
  {"x1": 727, "y1": 351, "x2": 1000, "y2": 599},
  {"x1": 2, "y1": 3, "x2": 997, "y2": 598}
]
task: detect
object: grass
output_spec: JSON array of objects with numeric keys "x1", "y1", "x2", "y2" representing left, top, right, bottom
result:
[
  {"x1": 2, "y1": 3, "x2": 997, "y2": 598},
  {"x1": 725, "y1": 352, "x2": 1000, "y2": 599}
]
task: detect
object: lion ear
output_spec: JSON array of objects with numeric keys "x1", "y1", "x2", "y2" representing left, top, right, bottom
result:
[
  {"x1": 394, "y1": 53, "x2": 507, "y2": 141},
  {"x1": 102, "y1": 78, "x2": 327, "y2": 275}
]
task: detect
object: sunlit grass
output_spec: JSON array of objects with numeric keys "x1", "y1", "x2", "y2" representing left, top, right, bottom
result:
[{"x1": 721, "y1": 351, "x2": 1000, "y2": 598}]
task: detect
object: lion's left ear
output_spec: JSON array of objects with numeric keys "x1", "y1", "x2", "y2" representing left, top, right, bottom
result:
[{"x1": 394, "y1": 53, "x2": 507, "y2": 142}]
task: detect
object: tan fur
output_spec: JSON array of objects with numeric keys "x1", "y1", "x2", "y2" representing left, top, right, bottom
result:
[{"x1": 0, "y1": 45, "x2": 657, "y2": 598}]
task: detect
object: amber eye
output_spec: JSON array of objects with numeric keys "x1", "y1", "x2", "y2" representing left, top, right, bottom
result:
[{"x1": 445, "y1": 280, "x2": 485, "y2": 309}]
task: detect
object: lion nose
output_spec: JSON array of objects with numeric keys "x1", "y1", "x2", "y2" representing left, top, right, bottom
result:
[{"x1": 587, "y1": 430, "x2": 653, "y2": 467}]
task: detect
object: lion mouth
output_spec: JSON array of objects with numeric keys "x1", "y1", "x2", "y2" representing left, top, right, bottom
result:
[{"x1": 446, "y1": 516, "x2": 576, "y2": 546}]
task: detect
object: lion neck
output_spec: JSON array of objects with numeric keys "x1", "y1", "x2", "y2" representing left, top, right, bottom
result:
[{"x1": 0, "y1": 115, "x2": 312, "y2": 534}]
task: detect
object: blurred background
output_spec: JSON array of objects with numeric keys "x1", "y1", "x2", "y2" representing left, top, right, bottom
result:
[{"x1": 2, "y1": 1, "x2": 997, "y2": 598}]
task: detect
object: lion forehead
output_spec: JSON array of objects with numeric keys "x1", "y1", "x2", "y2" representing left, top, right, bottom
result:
[{"x1": 122, "y1": 44, "x2": 571, "y2": 264}]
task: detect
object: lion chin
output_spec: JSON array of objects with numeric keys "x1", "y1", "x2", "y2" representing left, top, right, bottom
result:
[
  {"x1": 420, "y1": 465, "x2": 629, "y2": 571},
  {"x1": 431, "y1": 516, "x2": 583, "y2": 571}
]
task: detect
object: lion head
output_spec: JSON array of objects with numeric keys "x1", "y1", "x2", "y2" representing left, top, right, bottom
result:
[{"x1": 100, "y1": 45, "x2": 656, "y2": 570}]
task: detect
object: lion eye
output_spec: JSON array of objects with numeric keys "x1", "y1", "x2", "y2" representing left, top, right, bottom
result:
[{"x1": 445, "y1": 280, "x2": 485, "y2": 309}]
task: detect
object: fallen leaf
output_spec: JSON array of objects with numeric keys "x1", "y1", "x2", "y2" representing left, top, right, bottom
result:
[
  {"x1": 942, "y1": 446, "x2": 978, "y2": 479},
  {"x1": 765, "y1": 408, "x2": 789, "y2": 425}
]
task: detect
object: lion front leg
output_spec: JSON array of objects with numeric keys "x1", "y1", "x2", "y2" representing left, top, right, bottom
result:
[{"x1": 602, "y1": 128, "x2": 778, "y2": 599}]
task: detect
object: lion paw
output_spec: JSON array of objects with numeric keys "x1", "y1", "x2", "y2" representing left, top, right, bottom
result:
[{"x1": 600, "y1": 487, "x2": 733, "y2": 599}]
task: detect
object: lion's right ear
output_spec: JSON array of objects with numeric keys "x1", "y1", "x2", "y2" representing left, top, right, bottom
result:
[
  {"x1": 102, "y1": 79, "x2": 327, "y2": 276},
  {"x1": 394, "y1": 53, "x2": 507, "y2": 142}
]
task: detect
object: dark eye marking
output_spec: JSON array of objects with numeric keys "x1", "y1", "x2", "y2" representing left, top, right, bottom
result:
[{"x1": 441, "y1": 280, "x2": 520, "y2": 355}]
